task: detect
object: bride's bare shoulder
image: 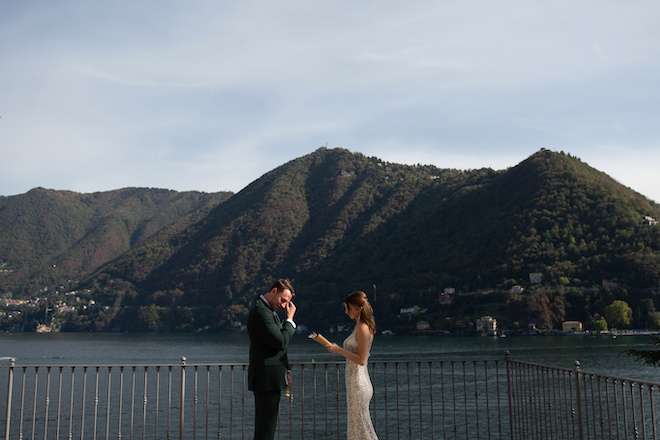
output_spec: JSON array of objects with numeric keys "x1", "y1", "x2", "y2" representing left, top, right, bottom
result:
[{"x1": 356, "y1": 323, "x2": 371, "y2": 339}]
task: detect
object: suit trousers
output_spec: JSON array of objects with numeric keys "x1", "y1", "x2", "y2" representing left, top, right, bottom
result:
[{"x1": 253, "y1": 390, "x2": 281, "y2": 440}]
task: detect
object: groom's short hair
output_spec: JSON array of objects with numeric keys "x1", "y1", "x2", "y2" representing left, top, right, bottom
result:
[{"x1": 269, "y1": 279, "x2": 295, "y2": 297}]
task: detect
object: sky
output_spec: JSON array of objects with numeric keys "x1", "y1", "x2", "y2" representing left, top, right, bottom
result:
[{"x1": 1, "y1": 0, "x2": 659, "y2": 203}]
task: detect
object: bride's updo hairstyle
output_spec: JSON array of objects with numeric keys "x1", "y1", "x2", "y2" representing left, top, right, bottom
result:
[{"x1": 345, "y1": 291, "x2": 377, "y2": 335}]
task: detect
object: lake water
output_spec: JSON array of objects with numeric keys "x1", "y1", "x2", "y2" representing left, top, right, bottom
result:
[{"x1": 1, "y1": 331, "x2": 659, "y2": 383}]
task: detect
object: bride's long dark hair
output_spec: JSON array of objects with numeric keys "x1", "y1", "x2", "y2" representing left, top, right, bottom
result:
[{"x1": 345, "y1": 291, "x2": 376, "y2": 335}]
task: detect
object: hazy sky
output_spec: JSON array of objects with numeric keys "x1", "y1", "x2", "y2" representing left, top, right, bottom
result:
[{"x1": 2, "y1": 0, "x2": 659, "y2": 202}]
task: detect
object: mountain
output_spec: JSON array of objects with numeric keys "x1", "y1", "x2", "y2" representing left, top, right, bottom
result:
[
  {"x1": 2, "y1": 149, "x2": 658, "y2": 333},
  {"x1": 67, "y1": 148, "x2": 659, "y2": 332},
  {"x1": 0, "y1": 187, "x2": 232, "y2": 295}
]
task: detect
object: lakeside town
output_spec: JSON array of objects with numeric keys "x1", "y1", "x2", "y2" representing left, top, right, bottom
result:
[{"x1": 3, "y1": 275, "x2": 658, "y2": 338}]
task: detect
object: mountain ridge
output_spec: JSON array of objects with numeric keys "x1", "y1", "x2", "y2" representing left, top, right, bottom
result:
[
  {"x1": 0, "y1": 187, "x2": 232, "y2": 295},
  {"x1": 76, "y1": 149, "x2": 660, "y2": 330},
  {"x1": 1, "y1": 148, "x2": 658, "y2": 333}
]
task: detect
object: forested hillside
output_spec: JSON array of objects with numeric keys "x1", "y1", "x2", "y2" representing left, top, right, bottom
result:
[
  {"x1": 0, "y1": 188, "x2": 232, "y2": 294},
  {"x1": 2, "y1": 149, "x2": 658, "y2": 333},
  {"x1": 55, "y1": 148, "x2": 658, "y2": 333}
]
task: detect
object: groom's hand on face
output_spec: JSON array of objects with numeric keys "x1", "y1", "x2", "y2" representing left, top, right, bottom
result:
[{"x1": 285, "y1": 301, "x2": 296, "y2": 320}]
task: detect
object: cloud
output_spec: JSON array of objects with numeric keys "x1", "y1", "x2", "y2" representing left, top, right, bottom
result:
[{"x1": 1, "y1": 0, "x2": 659, "y2": 203}]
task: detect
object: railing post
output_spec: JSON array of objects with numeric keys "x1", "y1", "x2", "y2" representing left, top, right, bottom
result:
[
  {"x1": 180, "y1": 357, "x2": 186, "y2": 440},
  {"x1": 4, "y1": 358, "x2": 15, "y2": 440},
  {"x1": 574, "y1": 360, "x2": 584, "y2": 440},
  {"x1": 300, "y1": 364, "x2": 305, "y2": 440},
  {"x1": 504, "y1": 351, "x2": 515, "y2": 440}
]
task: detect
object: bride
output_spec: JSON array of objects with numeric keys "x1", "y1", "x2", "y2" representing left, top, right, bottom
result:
[{"x1": 326, "y1": 291, "x2": 379, "y2": 440}]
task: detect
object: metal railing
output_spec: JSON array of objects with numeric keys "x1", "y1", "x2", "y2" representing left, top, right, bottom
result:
[
  {"x1": 506, "y1": 356, "x2": 660, "y2": 440},
  {"x1": 0, "y1": 352, "x2": 658, "y2": 440}
]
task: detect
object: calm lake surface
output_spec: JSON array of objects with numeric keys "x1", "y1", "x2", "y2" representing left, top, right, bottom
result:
[{"x1": 1, "y1": 331, "x2": 659, "y2": 383}]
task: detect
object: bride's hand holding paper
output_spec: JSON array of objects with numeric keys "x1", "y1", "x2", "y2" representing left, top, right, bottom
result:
[
  {"x1": 308, "y1": 331, "x2": 331, "y2": 346},
  {"x1": 325, "y1": 342, "x2": 341, "y2": 354}
]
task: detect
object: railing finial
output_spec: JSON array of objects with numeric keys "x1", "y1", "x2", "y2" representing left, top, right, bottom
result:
[
  {"x1": 503, "y1": 350, "x2": 510, "y2": 359},
  {"x1": 181, "y1": 357, "x2": 187, "y2": 366},
  {"x1": 574, "y1": 360, "x2": 580, "y2": 371}
]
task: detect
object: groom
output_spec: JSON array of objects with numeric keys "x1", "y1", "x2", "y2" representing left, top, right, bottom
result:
[{"x1": 247, "y1": 279, "x2": 297, "y2": 440}]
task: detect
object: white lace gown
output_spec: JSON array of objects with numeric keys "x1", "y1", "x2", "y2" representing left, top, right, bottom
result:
[{"x1": 343, "y1": 325, "x2": 379, "y2": 440}]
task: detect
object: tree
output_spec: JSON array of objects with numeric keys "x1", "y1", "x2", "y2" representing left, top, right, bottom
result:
[
  {"x1": 137, "y1": 305, "x2": 161, "y2": 331},
  {"x1": 506, "y1": 290, "x2": 565, "y2": 330},
  {"x1": 593, "y1": 317, "x2": 608, "y2": 332},
  {"x1": 604, "y1": 300, "x2": 632, "y2": 329},
  {"x1": 640, "y1": 298, "x2": 660, "y2": 328},
  {"x1": 586, "y1": 314, "x2": 608, "y2": 332},
  {"x1": 649, "y1": 311, "x2": 660, "y2": 329},
  {"x1": 624, "y1": 336, "x2": 660, "y2": 367}
]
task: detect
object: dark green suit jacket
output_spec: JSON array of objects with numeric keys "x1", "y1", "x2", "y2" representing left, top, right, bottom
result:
[{"x1": 248, "y1": 296, "x2": 295, "y2": 391}]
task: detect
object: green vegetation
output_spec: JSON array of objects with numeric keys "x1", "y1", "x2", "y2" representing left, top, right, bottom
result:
[
  {"x1": 1, "y1": 149, "x2": 659, "y2": 333},
  {"x1": 605, "y1": 300, "x2": 633, "y2": 329},
  {"x1": 624, "y1": 336, "x2": 660, "y2": 367},
  {"x1": 0, "y1": 187, "x2": 231, "y2": 296}
]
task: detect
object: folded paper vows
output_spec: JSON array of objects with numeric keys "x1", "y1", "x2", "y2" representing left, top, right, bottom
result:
[{"x1": 308, "y1": 332, "x2": 331, "y2": 346}]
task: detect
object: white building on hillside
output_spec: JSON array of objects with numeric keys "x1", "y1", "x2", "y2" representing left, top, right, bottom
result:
[{"x1": 476, "y1": 315, "x2": 497, "y2": 336}]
